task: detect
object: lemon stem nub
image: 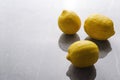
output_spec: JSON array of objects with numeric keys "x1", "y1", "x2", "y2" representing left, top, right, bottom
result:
[
  {"x1": 66, "y1": 54, "x2": 71, "y2": 61},
  {"x1": 62, "y1": 10, "x2": 67, "y2": 14}
]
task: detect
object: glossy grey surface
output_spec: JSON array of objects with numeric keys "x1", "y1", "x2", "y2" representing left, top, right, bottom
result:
[{"x1": 0, "y1": 0, "x2": 120, "y2": 80}]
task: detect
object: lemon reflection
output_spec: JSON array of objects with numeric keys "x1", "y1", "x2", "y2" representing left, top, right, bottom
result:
[
  {"x1": 58, "y1": 33, "x2": 80, "y2": 52},
  {"x1": 67, "y1": 64, "x2": 96, "y2": 80}
]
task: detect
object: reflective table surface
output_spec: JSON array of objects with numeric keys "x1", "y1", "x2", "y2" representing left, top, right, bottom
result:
[{"x1": 0, "y1": 0, "x2": 120, "y2": 80}]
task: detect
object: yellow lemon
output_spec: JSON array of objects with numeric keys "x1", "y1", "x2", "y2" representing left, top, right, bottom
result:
[
  {"x1": 67, "y1": 40, "x2": 99, "y2": 68},
  {"x1": 58, "y1": 10, "x2": 81, "y2": 35},
  {"x1": 84, "y1": 14, "x2": 115, "y2": 40}
]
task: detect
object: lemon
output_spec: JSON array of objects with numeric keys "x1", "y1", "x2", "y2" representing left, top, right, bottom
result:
[
  {"x1": 84, "y1": 14, "x2": 115, "y2": 40},
  {"x1": 66, "y1": 40, "x2": 99, "y2": 68},
  {"x1": 58, "y1": 10, "x2": 81, "y2": 34}
]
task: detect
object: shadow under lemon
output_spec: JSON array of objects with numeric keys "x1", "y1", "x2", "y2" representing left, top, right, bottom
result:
[
  {"x1": 58, "y1": 33, "x2": 80, "y2": 52},
  {"x1": 66, "y1": 64, "x2": 96, "y2": 80},
  {"x1": 85, "y1": 37, "x2": 112, "y2": 59}
]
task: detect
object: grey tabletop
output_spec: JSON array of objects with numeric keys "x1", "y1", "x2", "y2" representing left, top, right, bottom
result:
[{"x1": 0, "y1": 0, "x2": 120, "y2": 80}]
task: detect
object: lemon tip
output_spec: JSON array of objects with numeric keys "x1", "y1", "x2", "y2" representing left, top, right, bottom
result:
[{"x1": 66, "y1": 54, "x2": 71, "y2": 61}]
